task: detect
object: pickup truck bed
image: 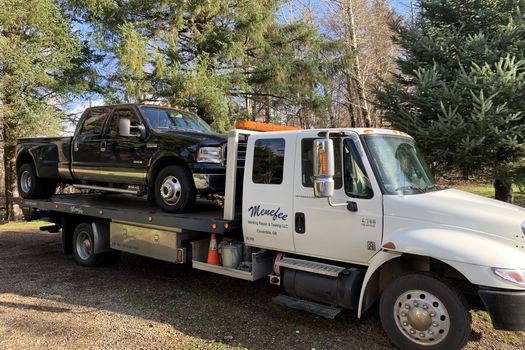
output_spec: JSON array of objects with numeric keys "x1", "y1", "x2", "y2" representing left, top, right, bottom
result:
[{"x1": 15, "y1": 194, "x2": 240, "y2": 234}]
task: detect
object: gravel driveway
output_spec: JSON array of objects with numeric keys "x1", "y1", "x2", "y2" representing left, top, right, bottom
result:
[{"x1": 0, "y1": 224, "x2": 523, "y2": 350}]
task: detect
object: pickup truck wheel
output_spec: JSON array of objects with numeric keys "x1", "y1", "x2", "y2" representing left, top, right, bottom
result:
[
  {"x1": 18, "y1": 163, "x2": 48, "y2": 199},
  {"x1": 379, "y1": 273, "x2": 471, "y2": 350},
  {"x1": 73, "y1": 223, "x2": 105, "y2": 267},
  {"x1": 154, "y1": 165, "x2": 196, "y2": 213}
]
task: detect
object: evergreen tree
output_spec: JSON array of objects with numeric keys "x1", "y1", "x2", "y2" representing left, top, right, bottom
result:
[
  {"x1": 0, "y1": 0, "x2": 87, "y2": 219},
  {"x1": 377, "y1": 0, "x2": 525, "y2": 202},
  {"x1": 71, "y1": 0, "x2": 339, "y2": 130}
]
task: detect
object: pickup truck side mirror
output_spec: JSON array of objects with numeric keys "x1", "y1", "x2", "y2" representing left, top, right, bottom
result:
[
  {"x1": 119, "y1": 118, "x2": 146, "y2": 139},
  {"x1": 119, "y1": 117, "x2": 132, "y2": 137},
  {"x1": 313, "y1": 138, "x2": 335, "y2": 198}
]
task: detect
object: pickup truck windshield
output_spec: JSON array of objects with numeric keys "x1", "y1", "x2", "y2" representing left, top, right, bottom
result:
[
  {"x1": 363, "y1": 135, "x2": 439, "y2": 195},
  {"x1": 140, "y1": 107, "x2": 214, "y2": 133}
]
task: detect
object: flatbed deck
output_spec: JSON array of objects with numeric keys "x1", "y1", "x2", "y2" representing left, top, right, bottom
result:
[{"x1": 14, "y1": 194, "x2": 240, "y2": 234}]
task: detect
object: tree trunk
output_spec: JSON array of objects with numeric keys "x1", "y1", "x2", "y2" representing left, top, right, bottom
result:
[
  {"x1": 0, "y1": 100, "x2": 5, "y2": 222},
  {"x1": 344, "y1": 0, "x2": 371, "y2": 128},
  {"x1": 494, "y1": 178, "x2": 513, "y2": 203}
]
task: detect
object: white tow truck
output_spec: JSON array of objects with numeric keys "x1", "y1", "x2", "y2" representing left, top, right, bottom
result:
[{"x1": 17, "y1": 126, "x2": 525, "y2": 350}]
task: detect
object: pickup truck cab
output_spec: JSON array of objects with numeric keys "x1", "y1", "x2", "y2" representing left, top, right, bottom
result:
[{"x1": 16, "y1": 104, "x2": 228, "y2": 212}]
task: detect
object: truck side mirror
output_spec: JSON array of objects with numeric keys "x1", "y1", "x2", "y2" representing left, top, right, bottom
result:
[
  {"x1": 119, "y1": 117, "x2": 131, "y2": 137},
  {"x1": 313, "y1": 138, "x2": 335, "y2": 198}
]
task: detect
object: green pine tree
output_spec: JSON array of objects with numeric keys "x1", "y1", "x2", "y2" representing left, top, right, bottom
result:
[
  {"x1": 376, "y1": 0, "x2": 525, "y2": 202},
  {"x1": 71, "y1": 0, "x2": 340, "y2": 131},
  {"x1": 0, "y1": 0, "x2": 87, "y2": 220}
]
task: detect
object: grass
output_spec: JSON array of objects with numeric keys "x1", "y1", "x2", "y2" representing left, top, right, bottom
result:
[{"x1": 452, "y1": 183, "x2": 525, "y2": 207}]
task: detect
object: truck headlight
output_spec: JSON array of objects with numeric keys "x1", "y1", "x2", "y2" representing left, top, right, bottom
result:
[
  {"x1": 197, "y1": 147, "x2": 222, "y2": 163},
  {"x1": 493, "y1": 268, "x2": 525, "y2": 286}
]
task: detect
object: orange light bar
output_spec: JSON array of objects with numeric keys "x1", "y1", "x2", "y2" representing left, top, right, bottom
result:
[{"x1": 235, "y1": 120, "x2": 303, "y2": 132}]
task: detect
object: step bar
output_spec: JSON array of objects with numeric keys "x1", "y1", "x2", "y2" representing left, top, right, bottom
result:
[
  {"x1": 73, "y1": 184, "x2": 139, "y2": 195},
  {"x1": 277, "y1": 257, "x2": 346, "y2": 277}
]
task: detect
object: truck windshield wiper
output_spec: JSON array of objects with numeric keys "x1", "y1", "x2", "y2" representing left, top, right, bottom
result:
[{"x1": 394, "y1": 185, "x2": 425, "y2": 193}]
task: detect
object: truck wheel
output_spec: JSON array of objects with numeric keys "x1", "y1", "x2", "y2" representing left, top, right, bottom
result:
[
  {"x1": 18, "y1": 163, "x2": 50, "y2": 199},
  {"x1": 73, "y1": 223, "x2": 105, "y2": 267},
  {"x1": 154, "y1": 165, "x2": 196, "y2": 213},
  {"x1": 379, "y1": 273, "x2": 471, "y2": 350}
]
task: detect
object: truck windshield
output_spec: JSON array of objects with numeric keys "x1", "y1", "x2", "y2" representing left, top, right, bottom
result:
[
  {"x1": 140, "y1": 107, "x2": 214, "y2": 133},
  {"x1": 363, "y1": 135, "x2": 439, "y2": 195}
]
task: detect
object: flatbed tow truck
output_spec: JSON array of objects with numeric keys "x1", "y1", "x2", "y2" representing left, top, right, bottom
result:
[{"x1": 15, "y1": 127, "x2": 525, "y2": 350}]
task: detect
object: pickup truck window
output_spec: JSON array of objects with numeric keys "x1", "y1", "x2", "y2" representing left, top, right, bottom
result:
[
  {"x1": 363, "y1": 135, "x2": 438, "y2": 195},
  {"x1": 301, "y1": 138, "x2": 342, "y2": 189},
  {"x1": 140, "y1": 107, "x2": 214, "y2": 133},
  {"x1": 252, "y1": 138, "x2": 285, "y2": 185},
  {"x1": 78, "y1": 108, "x2": 110, "y2": 136},
  {"x1": 108, "y1": 109, "x2": 143, "y2": 137}
]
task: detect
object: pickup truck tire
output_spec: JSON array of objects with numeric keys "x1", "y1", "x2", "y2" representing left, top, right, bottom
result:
[
  {"x1": 18, "y1": 163, "x2": 54, "y2": 199},
  {"x1": 73, "y1": 223, "x2": 106, "y2": 267},
  {"x1": 379, "y1": 272, "x2": 471, "y2": 350},
  {"x1": 154, "y1": 165, "x2": 196, "y2": 213}
]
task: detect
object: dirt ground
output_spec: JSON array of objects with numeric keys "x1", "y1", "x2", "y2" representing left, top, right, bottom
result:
[{"x1": 0, "y1": 225, "x2": 524, "y2": 350}]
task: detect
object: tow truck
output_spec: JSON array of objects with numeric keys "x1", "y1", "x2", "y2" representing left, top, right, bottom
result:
[{"x1": 16, "y1": 124, "x2": 525, "y2": 350}]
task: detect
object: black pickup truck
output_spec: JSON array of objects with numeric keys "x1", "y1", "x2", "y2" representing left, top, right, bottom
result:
[{"x1": 16, "y1": 104, "x2": 229, "y2": 213}]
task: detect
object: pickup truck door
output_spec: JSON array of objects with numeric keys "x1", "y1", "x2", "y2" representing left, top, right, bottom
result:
[
  {"x1": 71, "y1": 107, "x2": 112, "y2": 181},
  {"x1": 97, "y1": 107, "x2": 150, "y2": 185},
  {"x1": 242, "y1": 134, "x2": 296, "y2": 253},
  {"x1": 292, "y1": 132, "x2": 383, "y2": 264}
]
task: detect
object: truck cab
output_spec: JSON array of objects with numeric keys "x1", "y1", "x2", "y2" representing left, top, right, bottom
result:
[{"x1": 241, "y1": 128, "x2": 525, "y2": 349}]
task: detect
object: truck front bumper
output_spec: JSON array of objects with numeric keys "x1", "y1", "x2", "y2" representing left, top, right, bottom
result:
[{"x1": 478, "y1": 289, "x2": 525, "y2": 331}]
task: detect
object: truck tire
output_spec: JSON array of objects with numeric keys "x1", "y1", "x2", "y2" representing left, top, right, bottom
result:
[
  {"x1": 379, "y1": 272, "x2": 471, "y2": 350},
  {"x1": 154, "y1": 165, "x2": 196, "y2": 213},
  {"x1": 73, "y1": 223, "x2": 106, "y2": 267},
  {"x1": 17, "y1": 163, "x2": 54, "y2": 199}
]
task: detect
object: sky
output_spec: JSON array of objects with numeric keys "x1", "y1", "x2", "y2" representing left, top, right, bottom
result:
[{"x1": 64, "y1": 0, "x2": 413, "y2": 125}]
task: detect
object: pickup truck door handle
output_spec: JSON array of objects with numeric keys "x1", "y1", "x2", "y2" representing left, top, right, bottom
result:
[
  {"x1": 73, "y1": 142, "x2": 79, "y2": 152},
  {"x1": 295, "y1": 212, "x2": 305, "y2": 234},
  {"x1": 100, "y1": 140, "x2": 107, "y2": 152}
]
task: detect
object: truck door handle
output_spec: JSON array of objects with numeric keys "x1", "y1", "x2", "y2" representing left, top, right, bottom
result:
[
  {"x1": 73, "y1": 142, "x2": 79, "y2": 152},
  {"x1": 100, "y1": 140, "x2": 106, "y2": 152},
  {"x1": 295, "y1": 212, "x2": 305, "y2": 234}
]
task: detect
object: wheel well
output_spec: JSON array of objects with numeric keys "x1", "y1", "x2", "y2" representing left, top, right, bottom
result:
[
  {"x1": 16, "y1": 152, "x2": 35, "y2": 173},
  {"x1": 148, "y1": 156, "x2": 189, "y2": 189},
  {"x1": 361, "y1": 254, "x2": 483, "y2": 314}
]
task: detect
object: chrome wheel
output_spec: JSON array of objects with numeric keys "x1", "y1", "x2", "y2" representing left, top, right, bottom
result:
[
  {"x1": 394, "y1": 289, "x2": 450, "y2": 345},
  {"x1": 20, "y1": 170, "x2": 32, "y2": 193},
  {"x1": 75, "y1": 230, "x2": 92, "y2": 261},
  {"x1": 160, "y1": 176, "x2": 182, "y2": 205}
]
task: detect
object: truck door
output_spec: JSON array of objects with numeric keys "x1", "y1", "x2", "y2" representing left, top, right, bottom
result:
[
  {"x1": 98, "y1": 107, "x2": 150, "y2": 185},
  {"x1": 293, "y1": 132, "x2": 383, "y2": 264},
  {"x1": 71, "y1": 107, "x2": 112, "y2": 181},
  {"x1": 242, "y1": 134, "x2": 296, "y2": 253}
]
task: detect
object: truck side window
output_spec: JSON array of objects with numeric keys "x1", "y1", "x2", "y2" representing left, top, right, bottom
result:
[
  {"x1": 109, "y1": 109, "x2": 142, "y2": 138},
  {"x1": 301, "y1": 138, "x2": 342, "y2": 189},
  {"x1": 252, "y1": 138, "x2": 285, "y2": 185},
  {"x1": 343, "y1": 139, "x2": 373, "y2": 198},
  {"x1": 78, "y1": 108, "x2": 109, "y2": 136}
]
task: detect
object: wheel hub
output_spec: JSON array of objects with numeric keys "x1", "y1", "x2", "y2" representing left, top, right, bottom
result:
[
  {"x1": 160, "y1": 176, "x2": 181, "y2": 205},
  {"x1": 20, "y1": 170, "x2": 32, "y2": 193},
  {"x1": 407, "y1": 307, "x2": 432, "y2": 331},
  {"x1": 76, "y1": 231, "x2": 92, "y2": 261},
  {"x1": 394, "y1": 289, "x2": 450, "y2": 345}
]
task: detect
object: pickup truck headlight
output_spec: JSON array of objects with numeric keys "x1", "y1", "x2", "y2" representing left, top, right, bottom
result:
[
  {"x1": 493, "y1": 268, "x2": 525, "y2": 287},
  {"x1": 197, "y1": 147, "x2": 222, "y2": 163}
]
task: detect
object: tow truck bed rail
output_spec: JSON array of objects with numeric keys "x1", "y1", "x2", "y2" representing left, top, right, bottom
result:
[{"x1": 14, "y1": 194, "x2": 240, "y2": 234}]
